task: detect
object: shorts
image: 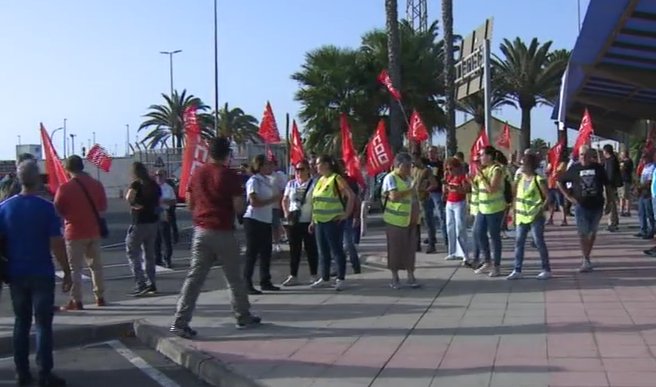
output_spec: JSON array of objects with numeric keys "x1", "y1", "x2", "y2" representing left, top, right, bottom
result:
[
  {"x1": 272, "y1": 208, "x2": 283, "y2": 228},
  {"x1": 575, "y1": 206, "x2": 603, "y2": 237},
  {"x1": 548, "y1": 189, "x2": 563, "y2": 207},
  {"x1": 618, "y1": 183, "x2": 631, "y2": 199}
]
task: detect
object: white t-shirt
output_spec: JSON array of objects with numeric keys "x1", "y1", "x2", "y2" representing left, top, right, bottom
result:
[
  {"x1": 284, "y1": 178, "x2": 315, "y2": 223},
  {"x1": 382, "y1": 173, "x2": 411, "y2": 194},
  {"x1": 269, "y1": 170, "x2": 288, "y2": 210},
  {"x1": 159, "y1": 182, "x2": 176, "y2": 209},
  {"x1": 243, "y1": 174, "x2": 274, "y2": 223}
]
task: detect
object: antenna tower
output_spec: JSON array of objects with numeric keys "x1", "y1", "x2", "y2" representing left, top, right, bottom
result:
[{"x1": 406, "y1": 0, "x2": 428, "y2": 32}]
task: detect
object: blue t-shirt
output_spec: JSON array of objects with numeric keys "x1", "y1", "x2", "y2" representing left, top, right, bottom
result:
[{"x1": 0, "y1": 195, "x2": 62, "y2": 278}]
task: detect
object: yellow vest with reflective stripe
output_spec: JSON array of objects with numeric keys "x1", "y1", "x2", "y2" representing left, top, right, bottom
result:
[
  {"x1": 311, "y1": 173, "x2": 344, "y2": 223},
  {"x1": 515, "y1": 175, "x2": 545, "y2": 225},
  {"x1": 477, "y1": 165, "x2": 506, "y2": 215},
  {"x1": 383, "y1": 172, "x2": 412, "y2": 227},
  {"x1": 469, "y1": 176, "x2": 479, "y2": 215}
]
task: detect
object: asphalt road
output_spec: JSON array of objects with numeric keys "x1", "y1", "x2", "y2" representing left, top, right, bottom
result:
[{"x1": 0, "y1": 337, "x2": 209, "y2": 386}]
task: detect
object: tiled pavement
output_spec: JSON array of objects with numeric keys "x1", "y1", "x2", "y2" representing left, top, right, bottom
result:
[{"x1": 2, "y1": 215, "x2": 656, "y2": 386}]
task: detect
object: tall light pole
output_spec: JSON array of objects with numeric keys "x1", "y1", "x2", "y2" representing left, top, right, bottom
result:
[
  {"x1": 92, "y1": 131, "x2": 96, "y2": 144},
  {"x1": 213, "y1": 0, "x2": 219, "y2": 134},
  {"x1": 63, "y1": 118, "x2": 68, "y2": 158},
  {"x1": 70, "y1": 133, "x2": 77, "y2": 155},
  {"x1": 50, "y1": 127, "x2": 65, "y2": 155},
  {"x1": 17, "y1": 135, "x2": 21, "y2": 145},
  {"x1": 160, "y1": 50, "x2": 182, "y2": 97}
]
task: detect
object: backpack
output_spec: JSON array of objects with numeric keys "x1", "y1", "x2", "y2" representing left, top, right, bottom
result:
[{"x1": 503, "y1": 176, "x2": 513, "y2": 204}]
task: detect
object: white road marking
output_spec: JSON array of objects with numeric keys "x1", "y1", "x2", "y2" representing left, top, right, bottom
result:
[{"x1": 106, "y1": 340, "x2": 181, "y2": 387}]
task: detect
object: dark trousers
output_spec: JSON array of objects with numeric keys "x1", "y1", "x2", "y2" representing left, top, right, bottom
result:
[
  {"x1": 155, "y1": 220, "x2": 173, "y2": 265},
  {"x1": 10, "y1": 276, "x2": 55, "y2": 378},
  {"x1": 167, "y1": 206, "x2": 179, "y2": 244},
  {"x1": 243, "y1": 218, "x2": 273, "y2": 287},
  {"x1": 287, "y1": 222, "x2": 318, "y2": 277},
  {"x1": 639, "y1": 197, "x2": 655, "y2": 237},
  {"x1": 315, "y1": 221, "x2": 346, "y2": 281}
]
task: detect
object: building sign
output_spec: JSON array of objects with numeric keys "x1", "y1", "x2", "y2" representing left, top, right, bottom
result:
[{"x1": 455, "y1": 18, "x2": 494, "y2": 100}]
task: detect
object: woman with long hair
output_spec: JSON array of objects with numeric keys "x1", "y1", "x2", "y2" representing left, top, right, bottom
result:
[
  {"x1": 444, "y1": 157, "x2": 470, "y2": 261},
  {"x1": 243, "y1": 154, "x2": 281, "y2": 294},
  {"x1": 281, "y1": 159, "x2": 318, "y2": 286},
  {"x1": 310, "y1": 155, "x2": 355, "y2": 291},
  {"x1": 125, "y1": 162, "x2": 162, "y2": 296}
]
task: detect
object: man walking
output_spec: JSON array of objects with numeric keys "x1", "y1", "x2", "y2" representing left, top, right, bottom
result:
[
  {"x1": 0, "y1": 161, "x2": 72, "y2": 387},
  {"x1": 425, "y1": 146, "x2": 447, "y2": 253},
  {"x1": 619, "y1": 150, "x2": 634, "y2": 217},
  {"x1": 170, "y1": 137, "x2": 260, "y2": 338},
  {"x1": 558, "y1": 145, "x2": 611, "y2": 272},
  {"x1": 154, "y1": 170, "x2": 176, "y2": 268},
  {"x1": 602, "y1": 144, "x2": 622, "y2": 231},
  {"x1": 637, "y1": 153, "x2": 655, "y2": 240},
  {"x1": 54, "y1": 155, "x2": 108, "y2": 310}
]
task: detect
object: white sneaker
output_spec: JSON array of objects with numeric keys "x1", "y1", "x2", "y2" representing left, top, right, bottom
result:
[
  {"x1": 308, "y1": 275, "x2": 320, "y2": 285},
  {"x1": 281, "y1": 275, "x2": 299, "y2": 287},
  {"x1": 444, "y1": 255, "x2": 458, "y2": 261},
  {"x1": 488, "y1": 266, "x2": 501, "y2": 278},
  {"x1": 579, "y1": 260, "x2": 593, "y2": 273},
  {"x1": 310, "y1": 278, "x2": 332, "y2": 288},
  {"x1": 506, "y1": 270, "x2": 523, "y2": 280},
  {"x1": 536, "y1": 271, "x2": 552, "y2": 280},
  {"x1": 474, "y1": 262, "x2": 491, "y2": 274},
  {"x1": 274, "y1": 244, "x2": 282, "y2": 253},
  {"x1": 335, "y1": 279, "x2": 345, "y2": 291}
]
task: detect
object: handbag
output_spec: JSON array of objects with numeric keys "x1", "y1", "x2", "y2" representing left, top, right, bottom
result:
[
  {"x1": 73, "y1": 178, "x2": 109, "y2": 239},
  {"x1": 288, "y1": 178, "x2": 313, "y2": 225}
]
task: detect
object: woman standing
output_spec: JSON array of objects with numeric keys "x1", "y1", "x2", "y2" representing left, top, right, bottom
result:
[
  {"x1": 243, "y1": 155, "x2": 281, "y2": 294},
  {"x1": 473, "y1": 146, "x2": 506, "y2": 277},
  {"x1": 382, "y1": 153, "x2": 421, "y2": 288},
  {"x1": 310, "y1": 155, "x2": 355, "y2": 291},
  {"x1": 281, "y1": 160, "x2": 318, "y2": 286},
  {"x1": 507, "y1": 153, "x2": 551, "y2": 280},
  {"x1": 444, "y1": 157, "x2": 470, "y2": 261},
  {"x1": 125, "y1": 162, "x2": 162, "y2": 296}
]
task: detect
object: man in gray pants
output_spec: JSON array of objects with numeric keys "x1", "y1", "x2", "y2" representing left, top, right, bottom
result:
[{"x1": 170, "y1": 137, "x2": 260, "y2": 338}]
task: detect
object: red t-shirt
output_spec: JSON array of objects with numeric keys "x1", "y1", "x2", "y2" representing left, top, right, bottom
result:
[
  {"x1": 189, "y1": 163, "x2": 243, "y2": 230},
  {"x1": 54, "y1": 173, "x2": 107, "y2": 240},
  {"x1": 446, "y1": 175, "x2": 467, "y2": 202}
]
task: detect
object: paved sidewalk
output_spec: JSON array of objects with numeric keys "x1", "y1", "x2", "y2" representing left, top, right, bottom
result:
[{"x1": 2, "y1": 217, "x2": 656, "y2": 386}]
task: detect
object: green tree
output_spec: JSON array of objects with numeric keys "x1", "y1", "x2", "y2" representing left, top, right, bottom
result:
[
  {"x1": 442, "y1": 0, "x2": 456, "y2": 156},
  {"x1": 139, "y1": 90, "x2": 214, "y2": 149},
  {"x1": 215, "y1": 102, "x2": 260, "y2": 151},
  {"x1": 530, "y1": 137, "x2": 548, "y2": 151},
  {"x1": 493, "y1": 38, "x2": 569, "y2": 152}
]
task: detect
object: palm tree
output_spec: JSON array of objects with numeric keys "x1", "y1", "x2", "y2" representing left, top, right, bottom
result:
[
  {"x1": 139, "y1": 90, "x2": 214, "y2": 149},
  {"x1": 493, "y1": 38, "x2": 569, "y2": 152},
  {"x1": 385, "y1": 0, "x2": 403, "y2": 152},
  {"x1": 442, "y1": 0, "x2": 456, "y2": 156},
  {"x1": 215, "y1": 102, "x2": 260, "y2": 151},
  {"x1": 457, "y1": 84, "x2": 516, "y2": 129},
  {"x1": 530, "y1": 138, "x2": 548, "y2": 151}
]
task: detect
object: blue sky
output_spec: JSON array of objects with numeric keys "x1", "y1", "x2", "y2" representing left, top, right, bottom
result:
[{"x1": 0, "y1": 0, "x2": 589, "y2": 159}]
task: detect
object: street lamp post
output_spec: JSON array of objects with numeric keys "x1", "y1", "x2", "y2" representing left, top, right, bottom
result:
[
  {"x1": 63, "y1": 118, "x2": 67, "y2": 158},
  {"x1": 125, "y1": 124, "x2": 130, "y2": 156},
  {"x1": 50, "y1": 127, "x2": 65, "y2": 155},
  {"x1": 92, "y1": 131, "x2": 96, "y2": 145},
  {"x1": 214, "y1": 0, "x2": 219, "y2": 134},
  {"x1": 159, "y1": 50, "x2": 182, "y2": 97}
]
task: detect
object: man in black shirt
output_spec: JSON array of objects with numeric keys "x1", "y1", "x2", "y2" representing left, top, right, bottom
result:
[
  {"x1": 602, "y1": 144, "x2": 622, "y2": 231},
  {"x1": 558, "y1": 145, "x2": 611, "y2": 273},
  {"x1": 618, "y1": 150, "x2": 634, "y2": 217},
  {"x1": 425, "y1": 146, "x2": 447, "y2": 253}
]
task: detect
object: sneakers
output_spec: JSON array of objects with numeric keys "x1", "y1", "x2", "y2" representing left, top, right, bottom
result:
[
  {"x1": 236, "y1": 315, "x2": 262, "y2": 329},
  {"x1": 281, "y1": 275, "x2": 300, "y2": 287},
  {"x1": 488, "y1": 266, "x2": 501, "y2": 278},
  {"x1": 308, "y1": 275, "x2": 320, "y2": 285},
  {"x1": 169, "y1": 325, "x2": 197, "y2": 339},
  {"x1": 474, "y1": 262, "x2": 491, "y2": 274},
  {"x1": 95, "y1": 298, "x2": 107, "y2": 307},
  {"x1": 38, "y1": 373, "x2": 67, "y2": 387},
  {"x1": 260, "y1": 283, "x2": 280, "y2": 291},
  {"x1": 407, "y1": 279, "x2": 421, "y2": 289},
  {"x1": 506, "y1": 270, "x2": 523, "y2": 280},
  {"x1": 310, "y1": 278, "x2": 332, "y2": 289},
  {"x1": 247, "y1": 286, "x2": 263, "y2": 295},
  {"x1": 579, "y1": 260, "x2": 593, "y2": 273},
  {"x1": 389, "y1": 280, "x2": 401, "y2": 289},
  {"x1": 425, "y1": 246, "x2": 436, "y2": 254},
  {"x1": 273, "y1": 244, "x2": 282, "y2": 253},
  {"x1": 335, "y1": 279, "x2": 345, "y2": 291},
  {"x1": 444, "y1": 255, "x2": 458, "y2": 261},
  {"x1": 60, "y1": 300, "x2": 83, "y2": 311},
  {"x1": 536, "y1": 271, "x2": 552, "y2": 280}
]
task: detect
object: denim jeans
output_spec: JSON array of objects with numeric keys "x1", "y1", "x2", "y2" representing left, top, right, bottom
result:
[
  {"x1": 423, "y1": 196, "x2": 436, "y2": 246},
  {"x1": 243, "y1": 218, "x2": 273, "y2": 287},
  {"x1": 514, "y1": 216, "x2": 551, "y2": 272},
  {"x1": 10, "y1": 276, "x2": 55, "y2": 378},
  {"x1": 639, "y1": 197, "x2": 655, "y2": 237},
  {"x1": 315, "y1": 221, "x2": 346, "y2": 280},
  {"x1": 125, "y1": 222, "x2": 158, "y2": 289},
  {"x1": 430, "y1": 192, "x2": 448, "y2": 246},
  {"x1": 475, "y1": 211, "x2": 504, "y2": 266},
  {"x1": 446, "y1": 200, "x2": 468, "y2": 258},
  {"x1": 470, "y1": 213, "x2": 481, "y2": 262},
  {"x1": 342, "y1": 218, "x2": 361, "y2": 271}
]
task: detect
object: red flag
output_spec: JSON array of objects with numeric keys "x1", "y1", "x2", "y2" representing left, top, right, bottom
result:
[
  {"x1": 571, "y1": 108, "x2": 594, "y2": 159},
  {"x1": 178, "y1": 105, "x2": 210, "y2": 199},
  {"x1": 366, "y1": 120, "x2": 394, "y2": 176},
  {"x1": 469, "y1": 129, "x2": 490, "y2": 176},
  {"x1": 40, "y1": 123, "x2": 69, "y2": 194},
  {"x1": 496, "y1": 122, "x2": 511, "y2": 149},
  {"x1": 408, "y1": 109, "x2": 429, "y2": 142},
  {"x1": 86, "y1": 144, "x2": 112, "y2": 172},
  {"x1": 289, "y1": 120, "x2": 305, "y2": 165},
  {"x1": 377, "y1": 69, "x2": 402, "y2": 101},
  {"x1": 547, "y1": 138, "x2": 565, "y2": 186},
  {"x1": 258, "y1": 102, "x2": 281, "y2": 143},
  {"x1": 340, "y1": 113, "x2": 365, "y2": 186}
]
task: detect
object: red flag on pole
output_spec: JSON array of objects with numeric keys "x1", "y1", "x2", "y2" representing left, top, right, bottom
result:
[
  {"x1": 289, "y1": 120, "x2": 305, "y2": 165},
  {"x1": 377, "y1": 69, "x2": 402, "y2": 101},
  {"x1": 496, "y1": 122, "x2": 511, "y2": 149},
  {"x1": 340, "y1": 113, "x2": 365, "y2": 186},
  {"x1": 469, "y1": 129, "x2": 490, "y2": 176},
  {"x1": 547, "y1": 138, "x2": 565, "y2": 185},
  {"x1": 258, "y1": 101, "x2": 281, "y2": 143},
  {"x1": 86, "y1": 144, "x2": 112, "y2": 172},
  {"x1": 408, "y1": 109, "x2": 429, "y2": 142},
  {"x1": 178, "y1": 105, "x2": 210, "y2": 199},
  {"x1": 571, "y1": 108, "x2": 594, "y2": 159},
  {"x1": 366, "y1": 119, "x2": 394, "y2": 176},
  {"x1": 40, "y1": 123, "x2": 69, "y2": 194}
]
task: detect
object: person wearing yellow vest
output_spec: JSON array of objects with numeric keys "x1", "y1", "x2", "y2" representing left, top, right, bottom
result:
[
  {"x1": 507, "y1": 153, "x2": 551, "y2": 280},
  {"x1": 309, "y1": 155, "x2": 355, "y2": 291},
  {"x1": 382, "y1": 153, "x2": 421, "y2": 289},
  {"x1": 473, "y1": 146, "x2": 506, "y2": 277},
  {"x1": 465, "y1": 158, "x2": 481, "y2": 268}
]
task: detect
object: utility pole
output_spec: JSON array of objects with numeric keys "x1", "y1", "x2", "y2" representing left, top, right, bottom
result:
[
  {"x1": 214, "y1": 0, "x2": 220, "y2": 135},
  {"x1": 125, "y1": 124, "x2": 130, "y2": 156},
  {"x1": 159, "y1": 50, "x2": 182, "y2": 96},
  {"x1": 63, "y1": 118, "x2": 68, "y2": 158}
]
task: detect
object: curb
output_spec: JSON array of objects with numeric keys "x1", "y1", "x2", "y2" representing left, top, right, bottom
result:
[
  {"x1": 0, "y1": 321, "x2": 134, "y2": 357},
  {"x1": 133, "y1": 319, "x2": 264, "y2": 387}
]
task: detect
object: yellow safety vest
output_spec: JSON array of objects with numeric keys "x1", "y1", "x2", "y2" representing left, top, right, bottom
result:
[
  {"x1": 311, "y1": 173, "x2": 344, "y2": 223},
  {"x1": 477, "y1": 165, "x2": 506, "y2": 215},
  {"x1": 383, "y1": 172, "x2": 412, "y2": 227},
  {"x1": 469, "y1": 176, "x2": 479, "y2": 215},
  {"x1": 515, "y1": 175, "x2": 546, "y2": 225}
]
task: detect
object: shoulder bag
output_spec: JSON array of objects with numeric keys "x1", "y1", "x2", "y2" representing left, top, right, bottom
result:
[{"x1": 74, "y1": 178, "x2": 109, "y2": 239}]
